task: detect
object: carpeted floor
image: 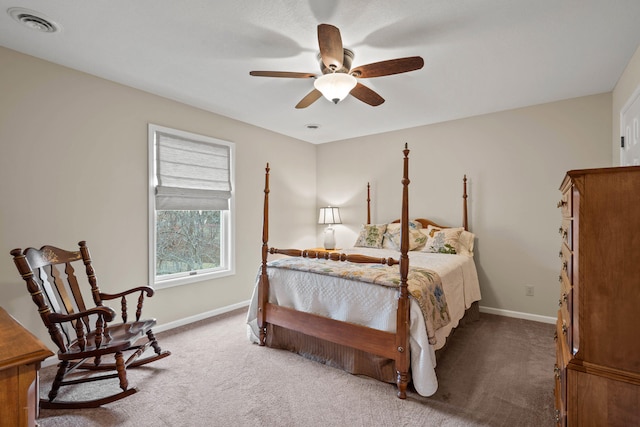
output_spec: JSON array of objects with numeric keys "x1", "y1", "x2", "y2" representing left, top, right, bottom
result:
[{"x1": 37, "y1": 309, "x2": 555, "y2": 426}]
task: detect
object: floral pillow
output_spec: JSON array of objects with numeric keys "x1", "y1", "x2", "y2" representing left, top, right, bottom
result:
[
  {"x1": 354, "y1": 224, "x2": 387, "y2": 248},
  {"x1": 422, "y1": 225, "x2": 475, "y2": 256},
  {"x1": 384, "y1": 226, "x2": 427, "y2": 251},
  {"x1": 382, "y1": 221, "x2": 423, "y2": 249},
  {"x1": 420, "y1": 226, "x2": 464, "y2": 254}
]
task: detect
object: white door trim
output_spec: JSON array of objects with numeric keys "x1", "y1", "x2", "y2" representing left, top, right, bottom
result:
[{"x1": 620, "y1": 84, "x2": 640, "y2": 165}]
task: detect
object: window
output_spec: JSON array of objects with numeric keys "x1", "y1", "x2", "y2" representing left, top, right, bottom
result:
[{"x1": 148, "y1": 124, "x2": 235, "y2": 288}]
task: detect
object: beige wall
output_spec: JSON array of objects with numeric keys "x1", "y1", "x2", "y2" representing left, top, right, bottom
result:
[
  {"x1": 0, "y1": 46, "x2": 317, "y2": 345},
  {"x1": 317, "y1": 94, "x2": 612, "y2": 318},
  {"x1": 0, "y1": 41, "x2": 628, "y2": 347},
  {"x1": 612, "y1": 44, "x2": 640, "y2": 165}
]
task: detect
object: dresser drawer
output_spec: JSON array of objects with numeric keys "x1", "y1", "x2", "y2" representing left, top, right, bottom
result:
[
  {"x1": 557, "y1": 187, "x2": 572, "y2": 218},
  {"x1": 554, "y1": 370, "x2": 564, "y2": 426},
  {"x1": 555, "y1": 313, "x2": 569, "y2": 426},
  {"x1": 559, "y1": 243, "x2": 572, "y2": 282},
  {"x1": 554, "y1": 348, "x2": 563, "y2": 425},
  {"x1": 558, "y1": 219, "x2": 572, "y2": 250},
  {"x1": 558, "y1": 265, "x2": 571, "y2": 310},
  {"x1": 560, "y1": 290, "x2": 572, "y2": 349},
  {"x1": 557, "y1": 297, "x2": 572, "y2": 355}
]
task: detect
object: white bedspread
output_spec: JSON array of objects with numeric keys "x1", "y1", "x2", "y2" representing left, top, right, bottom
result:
[{"x1": 246, "y1": 248, "x2": 481, "y2": 396}]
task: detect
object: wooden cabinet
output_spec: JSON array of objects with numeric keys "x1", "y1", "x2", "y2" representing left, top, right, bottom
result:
[
  {"x1": 555, "y1": 166, "x2": 640, "y2": 426},
  {"x1": 0, "y1": 307, "x2": 53, "y2": 427}
]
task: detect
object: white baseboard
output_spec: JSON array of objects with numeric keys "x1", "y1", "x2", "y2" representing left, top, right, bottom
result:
[
  {"x1": 154, "y1": 300, "x2": 250, "y2": 333},
  {"x1": 41, "y1": 300, "x2": 251, "y2": 368},
  {"x1": 479, "y1": 306, "x2": 556, "y2": 324}
]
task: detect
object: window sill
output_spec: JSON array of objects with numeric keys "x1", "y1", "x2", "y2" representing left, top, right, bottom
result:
[{"x1": 152, "y1": 268, "x2": 235, "y2": 290}]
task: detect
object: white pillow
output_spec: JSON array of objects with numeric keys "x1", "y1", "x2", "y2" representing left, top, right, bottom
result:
[{"x1": 458, "y1": 230, "x2": 475, "y2": 257}]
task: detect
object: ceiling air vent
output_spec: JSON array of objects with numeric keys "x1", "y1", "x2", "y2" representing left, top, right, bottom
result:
[{"x1": 7, "y1": 8, "x2": 60, "y2": 33}]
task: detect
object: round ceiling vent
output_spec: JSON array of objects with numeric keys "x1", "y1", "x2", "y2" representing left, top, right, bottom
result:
[{"x1": 7, "y1": 8, "x2": 60, "y2": 33}]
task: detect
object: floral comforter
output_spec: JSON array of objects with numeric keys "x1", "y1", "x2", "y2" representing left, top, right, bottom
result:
[{"x1": 267, "y1": 258, "x2": 451, "y2": 344}]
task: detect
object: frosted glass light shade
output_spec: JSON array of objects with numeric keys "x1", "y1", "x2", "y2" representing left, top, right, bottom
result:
[{"x1": 314, "y1": 73, "x2": 357, "y2": 104}]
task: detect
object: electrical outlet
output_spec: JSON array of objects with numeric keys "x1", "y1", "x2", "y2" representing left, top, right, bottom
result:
[{"x1": 525, "y1": 285, "x2": 534, "y2": 297}]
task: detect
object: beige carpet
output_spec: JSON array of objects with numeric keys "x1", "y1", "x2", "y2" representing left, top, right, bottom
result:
[{"x1": 37, "y1": 309, "x2": 555, "y2": 426}]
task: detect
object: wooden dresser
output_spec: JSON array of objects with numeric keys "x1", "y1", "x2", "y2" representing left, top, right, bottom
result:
[
  {"x1": 0, "y1": 307, "x2": 53, "y2": 427},
  {"x1": 555, "y1": 166, "x2": 640, "y2": 426}
]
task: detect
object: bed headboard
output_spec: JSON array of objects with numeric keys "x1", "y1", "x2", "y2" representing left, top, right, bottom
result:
[{"x1": 367, "y1": 175, "x2": 469, "y2": 231}]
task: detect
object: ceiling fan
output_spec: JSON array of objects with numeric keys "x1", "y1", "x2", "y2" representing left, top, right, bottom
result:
[{"x1": 249, "y1": 24, "x2": 424, "y2": 109}]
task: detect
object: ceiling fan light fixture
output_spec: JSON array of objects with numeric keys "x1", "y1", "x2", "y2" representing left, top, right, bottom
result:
[{"x1": 314, "y1": 73, "x2": 357, "y2": 104}]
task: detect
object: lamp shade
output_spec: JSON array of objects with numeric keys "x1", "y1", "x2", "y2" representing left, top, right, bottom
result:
[
  {"x1": 314, "y1": 73, "x2": 357, "y2": 104},
  {"x1": 318, "y1": 207, "x2": 342, "y2": 225}
]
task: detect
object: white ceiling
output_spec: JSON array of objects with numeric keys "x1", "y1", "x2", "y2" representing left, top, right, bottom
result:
[{"x1": 1, "y1": 1, "x2": 640, "y2": 144}]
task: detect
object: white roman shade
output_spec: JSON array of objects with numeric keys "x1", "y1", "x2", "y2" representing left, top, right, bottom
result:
[{"x1": 155, "y1": 132, "x2": 232, "y2": 210}]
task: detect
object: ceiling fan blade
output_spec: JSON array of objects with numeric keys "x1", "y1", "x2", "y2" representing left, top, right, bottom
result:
[
  {"x1": 350, "y1": 56, "x2": 424, "y2": 79},
  {"x1": 317, "y1": 24, "x2": 343, "y2": 71},
  {"x1": 250, "y1": 71, "x2": 316, "y2": 78},
  {"x1": 295, "y1": 89, "x2": 323, "y2": 109},
  {"x1": 350, "y1": 83, "x2": 385, "y2": 106}
]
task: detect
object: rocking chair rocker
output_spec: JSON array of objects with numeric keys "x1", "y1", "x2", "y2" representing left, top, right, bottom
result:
[{"x1": 10, "y1": 241, "x2": 171, "y2": 409}]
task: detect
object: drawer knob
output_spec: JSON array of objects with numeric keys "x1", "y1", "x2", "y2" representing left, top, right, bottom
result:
[
  {"x1": 557, "y1": 200, "x2": 567, "y2": 208},
  {"x1": 558, "y1": 250, "x2": 562, "y2": 258},
  {"x1": 562, "y1": 261, "x2": 568, "y2": 271},
  {"x1": 554, "y1": 364, "x2": 561, "y2": 379},
  {"x1": 558, "y1": 292, "x2": 567, "y2": 307},
  {"x1": 562, "y1": 322, "x2": 568, "y2": 335},
  {"x1": 559, "y1": 293, "x2": 568, "y2": 308}
]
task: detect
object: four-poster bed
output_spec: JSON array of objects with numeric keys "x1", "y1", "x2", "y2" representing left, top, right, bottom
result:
[{"x1": 247, "y1": 144, "x2": 481, "y2": 398}]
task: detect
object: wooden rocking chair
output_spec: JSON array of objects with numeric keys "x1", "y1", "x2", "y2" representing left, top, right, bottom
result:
[{"x1": 10, "y1": 241, "x2": 171, "y2": 409}]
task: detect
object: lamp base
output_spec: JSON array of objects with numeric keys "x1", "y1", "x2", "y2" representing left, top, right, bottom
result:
[{"x1": 323, "y1": 226, "x2": 336, "y2": 250}]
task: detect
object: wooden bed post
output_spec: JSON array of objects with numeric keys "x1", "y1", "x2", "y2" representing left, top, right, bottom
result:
[
  {"x1": 258, "y1": 163, "x2": 270, "y2": 346},
  {"x1": 367, "y1": 182, "x2": 371, "y2": 225},
  {"x1": 256, "y1": 147, "x2": 420, "y2": 399},
  {"x1": 462, "y1": 175, "x2": 468, "y2": 231},
  {"x1": 396, "y1": 143, "x2": 411, "y2": 399}
]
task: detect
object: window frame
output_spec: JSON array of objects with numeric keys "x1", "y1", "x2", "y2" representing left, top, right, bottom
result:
[{"x1": 148, "y1": 124, "x2": 235, "y2": 289}]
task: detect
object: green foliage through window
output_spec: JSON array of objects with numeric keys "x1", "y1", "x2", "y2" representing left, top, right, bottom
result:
[{"x1": 156, "y1": 210, "x2": 221, "y2": 276}]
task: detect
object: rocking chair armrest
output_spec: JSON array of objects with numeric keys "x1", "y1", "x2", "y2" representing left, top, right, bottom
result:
[
  {"x1": 99, "y1": 286, "x2": 155, "y2": 300},
  {"x1": 48, "y1": 306, "x2": 116, "y2": 324}
]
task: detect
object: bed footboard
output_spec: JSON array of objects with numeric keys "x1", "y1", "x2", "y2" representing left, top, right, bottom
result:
[{"x1": 263, "y1": 300, "x2": 481, "y2": 386}]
